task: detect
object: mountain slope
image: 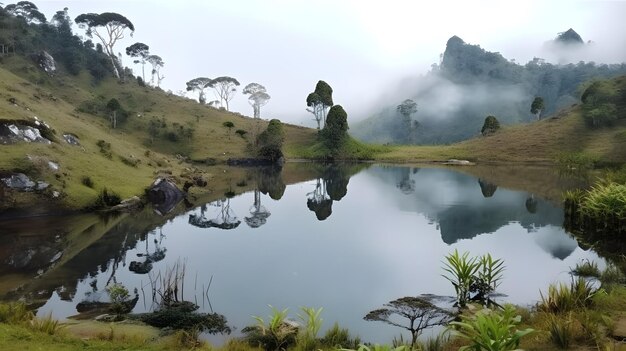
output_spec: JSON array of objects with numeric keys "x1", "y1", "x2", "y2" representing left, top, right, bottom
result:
[{"x1": 0, "y1": 57, "x2": 316, "y2": 213}]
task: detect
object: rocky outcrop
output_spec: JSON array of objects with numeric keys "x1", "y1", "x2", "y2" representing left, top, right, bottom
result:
[
  {"x1": 35, "y1": 50, "x2": 56, "y2": 75},
  {"x1": 63, "y1": 133, "x2": 80, "y2": 146},
  {"x1": 147, "y1": 178, "x2": 184, "y2": 215},
  {"x1": 1, "y1": 173, "x2": 48, "y2": 191}
]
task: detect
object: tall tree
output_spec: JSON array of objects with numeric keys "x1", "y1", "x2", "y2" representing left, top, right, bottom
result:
[
  {"x1": 75, "y1": 12, "x2": 135, "y2": 79},
  {"x1": 208, "y1": 76, "x2": 240, "y2": 111},
  {"x1": 530, "y1": 96, "x2": 545, "y2": 120},
  {"x1": 243, "y1": 83, "x2": 271, "y2": 119},
  {"x1": 126, "y1": 42, "x2": 149, "y2": 82},
  {"x1": 306, "y1": 81, "x2": 334, "y2": 129},
  {"x1": 51, "y1": 7, "x2": 71, "y2": 34},
  {"x1": 146, "y1": 54, "x2": 164, "y2": 87},
  {"x1": 186, "y1": 77, "x2": 211, "y2": 104},
  {"x1": 397, "y1": 99, "x2": 418, "y2": 143},
  {"x1": 322, "y1": 105, "x2": 349, "y2": 152},
  {"x1": 5, "y1": 1, "x2": 46, "y2": 24}
]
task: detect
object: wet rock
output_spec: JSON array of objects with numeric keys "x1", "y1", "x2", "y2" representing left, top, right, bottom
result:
[
  {"x1": 148, "y1": 178, "x2": 184, "y2": 215},
  {"x1": 62, "y1": 133, "x2": 80, "y2": 146}
]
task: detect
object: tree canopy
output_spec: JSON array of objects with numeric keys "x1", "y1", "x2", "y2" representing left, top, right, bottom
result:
[
  {"x1": 5, "y1": 1, "x2": 46, "y2": 24},
  {"x1": 306, "y1": 81, "x2": 334, "y2": 129},
  {"x1": 243, "y1": 83, "x2": 271, "y2": 119},
  {"x1": 186, "y1": 77, "x2": 212, "y2": 104},
  {"x1": 322, "y1": 105, "x2": 349, "y2": 152},
  {"x1": 530, "y1": 97, "x2": 545, "y2": 120},
  {"x1": 75, "y1": 12, "x2": 135, "y2": 79},
  {"x1": 481, "y1": 115, "x2": 500, "y2": 136},
  {"x1": 126, "y1": 42, "x2": 150, "y2": 81},
  {"x1": 208, "y1": 76, "x2": 240, "y2": 111}
]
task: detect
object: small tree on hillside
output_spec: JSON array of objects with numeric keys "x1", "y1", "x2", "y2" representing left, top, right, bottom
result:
[
  {"x1": 146, "y1": 54, "x2": 164, "y2": 87},
  {"x1": 257, "y1": 119, "x2": 285, "y2": 162},
  {"x1": 306, "y1": 81, "x2": 334, "y2": 129},
  {"x1": 106, "y1": 98, "x2": 123, "y2": 129},
  {"x1": 322, "y1": 105, "x2": 349, "y2": 152},
  {"x1": 481, "y1": 115, "x2": 500, "y2": 136},
  {"x1": 75, "y1": 12, "x2": 135, "y2": 79},
  {"x1": 223, "y1": 121, "x2": 234, "y2": 139},
  {"x1": 530, "y1": 96, "x2": 545, "y2": 120}
]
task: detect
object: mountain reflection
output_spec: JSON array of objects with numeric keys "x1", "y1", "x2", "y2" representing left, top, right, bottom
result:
[{"x1": 372, "y1": 167, "x2": 569, "y2": 251}]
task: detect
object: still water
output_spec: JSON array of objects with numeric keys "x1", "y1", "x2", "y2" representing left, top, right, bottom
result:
[{"x1": 0, "y1": 164, "x2": 602, "y2": 343}]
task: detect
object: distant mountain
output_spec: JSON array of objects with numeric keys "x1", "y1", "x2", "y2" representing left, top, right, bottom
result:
[
  {"x1": 351, "y1": 33, "x2": 626, "y2": 145},
  {"x1": 555, "y1": 28, "x2": 584, "y2": 45}
]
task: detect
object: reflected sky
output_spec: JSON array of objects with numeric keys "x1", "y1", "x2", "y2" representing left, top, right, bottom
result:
[{"x1": 29, "y1": 165, "x2": 602, "y2": 344}]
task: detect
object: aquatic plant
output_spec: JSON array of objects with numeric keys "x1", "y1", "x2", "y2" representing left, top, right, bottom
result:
[
  {"x1": 244, "y1": 306, "x2": 298, "y2": 351},
  {"x1": 449, "y1": 305, "x2": 534, "y2": 351},
  {"x1": 442, "y1": 250, "x2": 480, "y2": 308},
  {"x1": 570, "y1": 260, "x2": 601, "y2": 278}
]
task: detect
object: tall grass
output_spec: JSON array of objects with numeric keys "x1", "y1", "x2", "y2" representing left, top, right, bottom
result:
[
  {"x1": 320, "y1": 322, "x2": 360, "y2": 349},
  {"x1": 547, "y1": 313, "x2": 573, "y2": 349},
  {"x1": 538, "y1": 277, "x2": 598, "y2": 314},
  {"x1": 29, "y1": 313, "x2": 65, "y2": 335},
  {"x1": 296, "y1": 307, "x2": 323, "y2": 351},
  {"x1": 570, "y1": 260, "x2": 601, "y2": 278},
  {"x1": 0, "y1": 302, "x2": 34, "y2": 324}
]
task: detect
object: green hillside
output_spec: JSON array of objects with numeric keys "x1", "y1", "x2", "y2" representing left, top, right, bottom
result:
[{"x1": 0, "y1": 58, "x2": 316, "y2": 212}]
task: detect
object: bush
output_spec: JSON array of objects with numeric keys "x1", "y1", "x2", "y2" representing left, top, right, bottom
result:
[
  {"x1": 321, "y1": 105, "x2": 349, "y2": 152},
  {"x1": 81, "y1": 176, "x2": 94, "y2": 188},
  {"x1": 538, "y1": 277, "x2": 598, "y2": 314},
  {"x1": 0, "y1": 302, "x2": 34, "y2": 324},
  {"x1": 570, "y1": 260, "x2": 600, "y2": 278},
  {"x1": 140, "y1": 303, "x2": 231, "y2": 333},
  {"x1": 257, "y1": 119, "x2": 285, "y2": 162},
  {"x1": 94, "y1": 188, "x2": 121, "y2": 208},
  {"x1": 481, "y1": 115, "x2": 500, "y2": 136}
]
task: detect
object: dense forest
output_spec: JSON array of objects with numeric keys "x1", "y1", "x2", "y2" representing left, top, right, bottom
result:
[{"x1": 352, "y1": 31, "x2": 626, "y2": 144}]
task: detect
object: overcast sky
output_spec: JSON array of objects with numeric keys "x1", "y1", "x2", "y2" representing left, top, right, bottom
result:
[{"x1": 33, "y1": 0, "x2": 626, "y2": 126}]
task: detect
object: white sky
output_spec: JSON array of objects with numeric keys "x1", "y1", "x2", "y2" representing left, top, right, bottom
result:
[{"x1": 32, "y1": 0, "x2": 626, "y2": 126}]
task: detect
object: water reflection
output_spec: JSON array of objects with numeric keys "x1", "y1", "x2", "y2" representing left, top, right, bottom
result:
[{"x1": 0, "y1": 163, "x2": 608, "y2": 344}]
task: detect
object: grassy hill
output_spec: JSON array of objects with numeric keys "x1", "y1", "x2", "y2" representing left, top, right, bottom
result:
[
  {"x1": 0, "y1": 56, "x2": 317, "y2": 212},
  {"x1": 1, "y1": 51, "x2": 624, "y2": 215},
  {"x1": 376, "y1": 102, "x2": 626, "y2": 164}
]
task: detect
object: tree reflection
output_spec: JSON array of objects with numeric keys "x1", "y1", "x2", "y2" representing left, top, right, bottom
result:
[
  {"x1": 396, "y1": 167, "x2": 416, "y2": 194},
  {"x1": 305, "y1": 165, "x2": 352, "y2": 221},
  {"x1": 129, "y1": 229, "x2": 167, "y2": 274},
  {"x1": 188, "y1": 199, "x2": 241, "y2": 230},
  {"x1": 258, "y1": 165, "x2": 286, "y2": 200},
  {"x1": 478, "y1": 179, "x2": 498, "y2": 198},
  {"x1": 525, "y1": 195, "x2": 538, "y2": 214},
  {"x1": 245, "y1": 190, "x2": 271, "y2": 228}
]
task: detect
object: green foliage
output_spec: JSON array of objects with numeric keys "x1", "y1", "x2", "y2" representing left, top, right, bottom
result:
[
  {"x1": 570, "y1": 260, "x2": 600, "y2": 278},
  {"x1": 538, "y1": 277, "x2": 599, "y2": 314},
  {"x1": 530, "y1": 96, "x2": 545, "y2": 119},
  {"x1": 599, "y1": 263, "x2": 626, "y2": 287},
  {"x1": 94, "y1": 188, "x2": 121, "y2": 208},
  {"x1": 81, "y1": 175, "x2": 94, "y2": 188},
  {"x1": 556, "y1": 152, "x2": 597, "y2": 172},
  {"x1": 321, "y1": 105, "x2": 349, "y2": 152},
  {"x1": 547, "y1": 313, "x2": 573, "y2": 349},
  {"x1": 236, "y1": 129, "x2": 248, "y2": 138},
  {"x1": 480, "y1": 116, "x2": 500, "y2": 136},
  {"x1": 442, "y1": 250, "x2": 480, "y2": 308},
  {"x1": 578, "y1": 182, "x2": 626, "y2": 219},
  {"x1": 140, "y1": 302, "x2": 231, "y2": 333},
  {"x1": 29, "y1": 313, "x2": 65, "y2": 335},
  {"x1": 295, "y1": 307, "x2": 323, "y2": 351},
  {"x1": 449, "y1": 305, "x2": 534, "y2": 351},
  {"x1": 257, "y1": 119, "x2": 285, "y2": 161},
  {"x1": 106, "y1": 283, "x2": 130, "y2": 315},
  {"x1": 320, "y1": 323, "x2": 360, "y2": 349},
  {"x1": 340, "y1": 344, "x2": 407, "y2": 351},
  {"x1": 415, "y1": 333, "x2": 451, "y2": 351},
  {"x1": 581, "y1": 79, "x2": 622, "y2": 128},
  {"x1": 170, "y1": 328, "x2": 204, "y2": 349},
  {"x1": 244, "y1": 306, "x2": 297, "y2": 351},
  {"x1": 0, "y1": 302, "x2": 34, "y2": 324},
  {"x1": 314, "y1": 80, "x2": 333, "y2": 107},
  {"x1": 96, "y1": 139, "x2": 113, "y2": 159}
]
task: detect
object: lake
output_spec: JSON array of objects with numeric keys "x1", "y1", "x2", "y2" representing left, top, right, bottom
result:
[{"x1": 0, "y1": 163, "x2": 603, "y2": 344}]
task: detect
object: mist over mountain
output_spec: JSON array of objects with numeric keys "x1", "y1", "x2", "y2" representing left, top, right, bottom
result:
[{"x1": 351, "y1": 31, "x2": 626, "y2": 145}]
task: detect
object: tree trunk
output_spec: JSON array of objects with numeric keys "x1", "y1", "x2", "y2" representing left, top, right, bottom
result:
[{"x1": 108, "y1": 54, "x2": 120, "y2": 79}]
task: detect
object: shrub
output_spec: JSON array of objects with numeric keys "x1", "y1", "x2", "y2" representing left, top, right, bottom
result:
[
  {"x1": 94, "y1": 188, "x2": 122, "y2": 208},
  {"x1": 96, "y1": 139, "x2": 113, "y2": 159},
  {"x1": 570, "y1": 260, "x2": 600, "y2": 278},
  {"x1": 106, "y1": 283, "x2": 130, "y2": 315},
  {"x1": 243, "y1": 306, "x2": 298, "y2": 351},
  {"x1": 321, "y1": 105, "x2": 349, "y2": 152},
  {"x1": 449, "y1": 305, "x2": 534, "y2": 351},
  {"x1": 0, "y1": 302, "x2": 34, "y2": 324},
  {"x1": 547, "y1": 313, "x2": 573, "y2": 349},
  {"x1": 81, "y1": 176, "x2": 94, "y2": 188},
  {"x1": 29, "y1": 313, "x2": 65, "y2": 335},
  {"x1": 320, "y1": 322, "x2": 360, "y2": 349},
  {"x1": 481, "y1": 115, "x2": 500, "y2": 136},
  {"x1": 257, "y1": 119, "x2": 285, "y2": 162},
  {"x1": 538, "y1": 277, "x2": 598, "y2": 314},
  {"x1": 236, "y1": 129, "x2": 247, "y2": 138}
]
